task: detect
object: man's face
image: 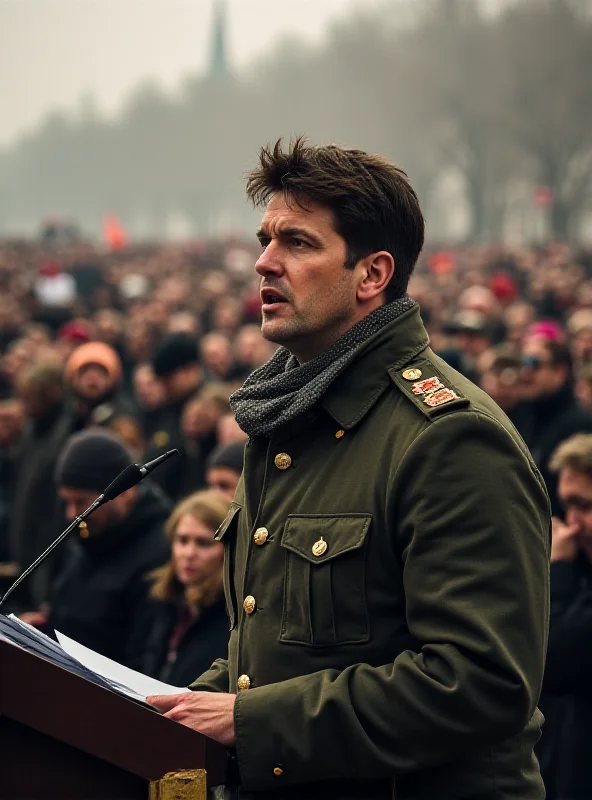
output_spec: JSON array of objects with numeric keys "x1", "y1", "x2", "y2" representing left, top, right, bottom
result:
[
  {"x1": 72, "y1": 364, "x2": 113, "y2": 403},
  {"x1": 58, "y1": 486, "x2": 128, "y2": 536},
  {"x1": 255, "y1": 195, "x2": 363, "y2": 363},
  {"x1": 161, "y1": 365, "x2": 200, "y2": 403},
  {"x1": 206, "y1": 466, "x2": 241, "y2": 499},
  {"x1": 558, "y1": 466, "x2": 592, "y2": 541},
  {"x1": 521, "y1": 340, "x2": 565, "y2": 400}
]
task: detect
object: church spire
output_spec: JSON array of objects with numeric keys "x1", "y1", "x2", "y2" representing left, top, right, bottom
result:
[{"x1": 209, "y1": 0, "x2": 230, "y2": 79}]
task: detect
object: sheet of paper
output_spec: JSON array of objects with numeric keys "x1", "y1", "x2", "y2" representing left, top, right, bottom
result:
[{"x1": 56, "y1": 631, "x2": 187, "y2": 700}]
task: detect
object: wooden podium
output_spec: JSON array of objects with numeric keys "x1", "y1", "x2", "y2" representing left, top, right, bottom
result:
[{"x1": 0, "y1": 639, "x2": 227, "y2": 799}]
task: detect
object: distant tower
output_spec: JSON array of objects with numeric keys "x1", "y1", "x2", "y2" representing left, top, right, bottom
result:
[{"x1": 208, "y1": 0, "x2": 231, "y2": 79}]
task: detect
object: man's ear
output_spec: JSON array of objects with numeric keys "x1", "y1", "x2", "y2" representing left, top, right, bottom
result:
[{"x1": 356, "y1": 252, "x2": 395, "y2": 303}]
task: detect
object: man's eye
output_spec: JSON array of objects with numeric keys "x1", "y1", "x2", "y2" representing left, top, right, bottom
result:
[{"x1": 291, "y1": 238, "x2": 307, "y2": 248}]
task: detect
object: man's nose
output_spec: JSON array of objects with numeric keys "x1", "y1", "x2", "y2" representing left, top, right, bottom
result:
[{"x1": 255, "y1": 242, "x2": 284, "y2": 277}]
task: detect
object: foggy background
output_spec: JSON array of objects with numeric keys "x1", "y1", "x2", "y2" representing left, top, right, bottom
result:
[{"x1": 1, "y1": 0, "x2": 591, "y2": 243}]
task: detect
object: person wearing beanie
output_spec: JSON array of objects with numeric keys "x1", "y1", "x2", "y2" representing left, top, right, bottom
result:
[
  {"x1": 23, "y1": 430, "x2": 171, "y2": 665},
  {"x1": 62, "y1": 341, "x2": 140, "y2": 432},
  {"x1": 206, "y1": 441, "x2": 245, "y2": 499},
  {"x1": 144, "y1": 333, "x2": 204, "y2": 501}
]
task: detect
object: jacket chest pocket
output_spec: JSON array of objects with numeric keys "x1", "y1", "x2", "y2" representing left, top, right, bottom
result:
[
  {"x1": 214, "y1": 502, "x2": 241, "y2": 630},
  {"x1": 280, "y1": 514, "x2": 372, "y2": 646}
]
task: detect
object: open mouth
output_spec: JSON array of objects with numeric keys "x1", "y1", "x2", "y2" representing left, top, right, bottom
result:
[{"x1": 261, "y1": 288, "x2": 289, "y2": 308}]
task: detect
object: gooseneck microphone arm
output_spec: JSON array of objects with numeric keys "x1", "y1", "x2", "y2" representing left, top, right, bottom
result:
[{"x1": 0, "y1": 449, "x2": 179, "y2": 612}]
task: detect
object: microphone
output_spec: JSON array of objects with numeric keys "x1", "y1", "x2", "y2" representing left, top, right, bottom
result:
[
  {"x1": 0, "y1": 449, "x2": 179, "y2": 611},
  {"x1": 102, "y1": 450, "x2": 179, "y2": 502}
]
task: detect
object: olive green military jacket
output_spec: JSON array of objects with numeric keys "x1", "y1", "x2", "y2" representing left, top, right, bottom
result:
[{"x1": 191, "y1": 306, "x2": 550, "y2": 800}]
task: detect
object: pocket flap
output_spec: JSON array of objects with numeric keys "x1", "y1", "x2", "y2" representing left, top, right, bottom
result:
[
  {"x1": 214, "y1": 502, "x2": 242, "y2": 541},
  {"x1": 281, "y1": 514, "x2": 372, "y2": 564}
]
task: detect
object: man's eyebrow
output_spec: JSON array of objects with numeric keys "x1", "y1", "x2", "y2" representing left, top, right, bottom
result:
[{"x1": 256, "y1": 226, "x2": 323, "y2": 245}]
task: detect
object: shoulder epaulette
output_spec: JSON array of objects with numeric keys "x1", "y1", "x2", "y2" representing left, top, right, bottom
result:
[{"x1": 388, "y1": 358, "x2": 470, "y2": 420}]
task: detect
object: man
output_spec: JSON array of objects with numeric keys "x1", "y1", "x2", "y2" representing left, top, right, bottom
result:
[
  {"x1": 34, "y1": 430, "x2": 170, "y2": 665},
  {"x1": 63, "y1": 340, "x2": 138, "y2": 432},
  {"x1": 7, "y1": 362, "x2": 71, "y2": 610},
  {"x1": 514, "y1": 337, "x2": 592, "y2": 514},
  {"x1": 206, "y1": 442, "x2": 245, "y2": 499},
  {"x1": 536, "y1": 434, "x2": 592, "y2": 800},
  {"x1": 149, "y1": 140, "x2": 550, "y2": 800},
  {"x1": 145, "y1": 332, "x2": 203, "y2": 501}
]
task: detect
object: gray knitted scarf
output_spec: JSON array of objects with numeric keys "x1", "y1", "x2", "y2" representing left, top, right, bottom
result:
[{"x1": 230, "y1": 296, "x2": 415, "y2": 438}]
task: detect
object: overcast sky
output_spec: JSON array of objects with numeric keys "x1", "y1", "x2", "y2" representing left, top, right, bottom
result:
[{"x1": 0, "y1": 0, "x2": 382, "y2": 146}]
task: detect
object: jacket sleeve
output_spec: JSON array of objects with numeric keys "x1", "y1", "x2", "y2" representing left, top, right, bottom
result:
[
  {"x1": 189, "y1": 658, "x2": 229, "y2": 693},
  {"x1": 543, "y1": 560, "x2": 592, "y2": 691},
  {"x1": 233, "y1": 411, "x2": 551, "y2": 791}
]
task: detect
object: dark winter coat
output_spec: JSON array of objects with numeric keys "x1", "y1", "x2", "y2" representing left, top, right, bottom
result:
[
  {"x1": 512, "y1": 385, "x2": 592, "y2": 514},
  {"x1": 191, "y1": 306, "x2": 551, "y2": 800},
  {"x1": 538, "y1": 555, "x2": 592, "y2": 800},
  {"x1": 47, "y1": 481, "x2": 170, "y2": 665},
  {"x1": 138, "y1": 595, "x2": 229, "y2": 687}
]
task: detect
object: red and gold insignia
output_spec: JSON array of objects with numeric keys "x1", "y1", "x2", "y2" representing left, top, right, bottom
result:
[
  {"x1": 423, "y1": 388, "x2": 459, "y2": 407},
  {"x1": 412, "y1": 376, "x2": 444, "y2": 396}
]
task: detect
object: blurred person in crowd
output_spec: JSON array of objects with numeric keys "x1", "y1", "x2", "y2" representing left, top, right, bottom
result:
[
  {"x1": 33, "y1": 261, "x2": 77, "y2": 331},
  {"x1": 516, "y1": 338, "x2": 592, "y2": 513},
  {"x1": 212, "y1": 297, "x2": 243, "y2": 336},
  {"x1": 503, "y1": 301, "x2": 536, "y2": 346},
  {"x1": 63, "y1": 341, "x2": 137, "y2": 433},
  {"x1": 0, "y1": 399, "x2": 24, "y2": 565},
  {"x1": 135, "y1": 490, "x2": 230, "y2": 687},
  {"x1": 93, "y1": 308, "x2": 125, "y2": 351},
  {"x1": 146, "y1": 332, "x2": 204, "y2": 500},
  {"x1": 54, "y1": 319, "x2": 94, "y2": 362},
  {"x1": 567, "y1": 308, "x2": 592, "y2": 368},
  {"x1": 7, "y1": 362, "x2": 71, "y2": 609},
  {"x1": 216, "y1": 411, "x2": 248, "y2": 446},
  {"x1": 167, "y1": 310, "x2": 201, "y2": 337},
  {"x1": 133, "y1": 362, "x2": 166, "y2": 434},
  {"x1": 206, "y1": 442, "x2": 244, "y2": 499},
  {"x1": 438, "y1": 311, "x2": 492, "y2": 383},
  {"x1": 201, "y1": 333, "x2": 242, "y2": 383},
  {"x1": 22, "y1": 430, "x2": 170, "y2": 664},
  {"x1": 177, "y1": 386, "x2": 231, "y2": 499},
  {"x1": 478, "y1": 347, "x2": 523, "y2": 417},
  {"x1": 535, "y1": 434, "x2": 592, "y2": 800},
  {"x1": 0, "y1": 338, "x2": 36, "y2": 395},
  {"x1": 575, "y1": 363, "x2": 592, "y2": 414},
  {"x1": 235, "y1": 324, "x2": 275, "y2": 377}
]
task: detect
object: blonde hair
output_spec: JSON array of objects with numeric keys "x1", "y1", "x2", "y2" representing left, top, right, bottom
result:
[
  {"x1": 149, "y1": 490, "x2": 230, "y2": 612},
  {"x1": 549, "y1": 434, "x2": 592, "y2": 477}
]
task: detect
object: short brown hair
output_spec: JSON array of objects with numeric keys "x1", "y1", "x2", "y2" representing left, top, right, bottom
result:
[
  {"x1": 246, "y1": 137, "x2": 425, "y2": 301},
  {"x1": 149, "y1": 490, "x2": 231, "y2": 612},
  {"x1": 549, "y1": 434, "x2": 592, "y2": 477}
]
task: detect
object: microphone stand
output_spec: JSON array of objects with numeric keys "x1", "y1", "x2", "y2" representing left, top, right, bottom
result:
[{"x1": 0, "y1": 492, "x2": 106, "y2": 612}]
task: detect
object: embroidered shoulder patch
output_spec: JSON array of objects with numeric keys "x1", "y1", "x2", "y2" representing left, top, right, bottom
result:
[{"x1": 388, "y1": 358, "x2": 470, "y2": 419}]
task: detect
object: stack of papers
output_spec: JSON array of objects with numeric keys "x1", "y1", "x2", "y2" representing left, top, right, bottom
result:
[{"x1": 0, "y1": 614, "x2": 187, "y2": 706}]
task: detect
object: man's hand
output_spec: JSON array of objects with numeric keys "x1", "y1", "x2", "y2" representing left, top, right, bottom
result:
[
  {"x1": 147, "y1": 692, "x2": 237, "y2": 747},
  {"x1": 551, "y1": 516, "x2": 579, "y2": 562}
]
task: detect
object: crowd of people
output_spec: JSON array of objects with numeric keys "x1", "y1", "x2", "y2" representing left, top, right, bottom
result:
[{"x1": 1, "y1": 232, "x2": 592, "y2": 796}]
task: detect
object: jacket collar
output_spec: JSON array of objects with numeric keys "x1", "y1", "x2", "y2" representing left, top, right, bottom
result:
[{"x1": 321, "y1": 304, "x2": 429, "y2": 429}]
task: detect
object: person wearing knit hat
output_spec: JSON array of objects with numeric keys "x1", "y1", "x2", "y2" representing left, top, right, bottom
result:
[
  {"x1": 35, "y1": 429, "x2": 171, "y2": 663},
  {"x1": 63, "y1": 341, "x2": 140, "y2": 435},
  {"x1": 145, "y1": 333, "x2": 204, "y2": 502},
  {"x1": 206, "y1": 441, "x2": 245, "y2": 499}
]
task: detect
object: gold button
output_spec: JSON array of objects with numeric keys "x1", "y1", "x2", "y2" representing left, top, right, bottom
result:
[
  {"x1": 312, "y1": 537, "x2": 328, "y2": 557},
  {"x1": 237, "y1": 674, "x2": 251, "y2": 691},
  {"x1": 253, "y1": 527, "x2": 269, "y2": 546},
  {"x1": 274, "y1": 453, "x2": 292, "y2": 470},
  {"x1": 273, "y1": 767, "x2": 284, "y2": 777},
  {"x1": 79, "y1": 521, "x2": 89, "y2": 539},
  {"x1": 243, "y1": 595, "x2": 256, "y2": 615},
  {"x1": 402, "y1": 368, "x2": 422, "y2": 381},
  {"x1": 335, "y1": 429, "x2": 345, "y2": 439}
]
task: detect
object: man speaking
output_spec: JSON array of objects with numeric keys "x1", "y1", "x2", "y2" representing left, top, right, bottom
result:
[{"x1": 149, "y1": 139, "x2": 550, "y2": 800}]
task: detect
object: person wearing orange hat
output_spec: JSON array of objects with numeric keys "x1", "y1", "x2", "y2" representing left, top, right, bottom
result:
[{"x1": 63, "y1": 341, "x2": 140, "y2": 436}]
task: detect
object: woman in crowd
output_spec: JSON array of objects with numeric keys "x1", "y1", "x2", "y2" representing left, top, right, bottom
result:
[{"x1": 138, "y1": 489, "x2": 230, "y2": 687}]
